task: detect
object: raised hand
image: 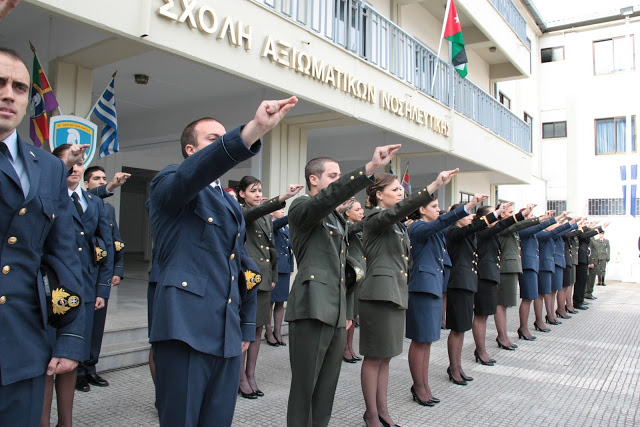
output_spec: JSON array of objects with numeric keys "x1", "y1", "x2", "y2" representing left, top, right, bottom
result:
[
  {"x1": 281, "y1": 184, "x2": 304, "y2": 201},
  {"x1": 365, "y1": 144, "x2": 402, "y2": 175},
  {"x1": 427, "y1": 168, "x2": 459, "y2": 195},
  {"x1": 106, "y1": 172, "x2": 132, "y2": 191},
  {"x1": 64, "y1": 144, "x2": 90, "y2": 169},
  {"x1": 522, "y1": 203, "x2": 536, "y2": 217},
  {"x1": 495, "y1": 201, "x2": 513, "y2": 217},
  {"x1": 241, "y1": 96, "x2": 298, "y2": 147},
  {"x1": 465, "y1": 194, "x2": 488, "y2": 212}
]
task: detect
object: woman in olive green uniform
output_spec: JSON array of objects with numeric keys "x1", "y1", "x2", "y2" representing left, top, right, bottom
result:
[
  {"x1": 236, "y1": 177, "x2": 303, "y2": 398},
  {"x1": 359, "y1": 169, "x2": 458, "y2": 427}
]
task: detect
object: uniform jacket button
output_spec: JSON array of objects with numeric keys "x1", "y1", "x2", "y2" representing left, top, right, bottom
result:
[
  {"x1": 0, "y1": 295, "x2": 6, "y2": 304},
  {"x1": 230, "y1": 253, "x2": 235, "y2": 260},
  {"x1": 19, "y1": 208, "x2": 27, "y2": 215},
  {"x1": 207, "y1": 218, "x2": 213, "y2": 223},
  {"x1": 2, "y1": 265, "x2": 10, "y2": 274},
  {"x1": 182, "y1": 282, "x2": 188, "y2": 287},
  {"x1": 310, "y1": 275, "x2": 315, "y2": 279},
  {"x1": 7, "y1": 237, "x2": 17, "y2": 245},
  {"x1": 78, "y1": 247, "x2": 82, "y2": 252},
  {"x1": 228, "y1": 298, "x2": 232, "y2": 304}
]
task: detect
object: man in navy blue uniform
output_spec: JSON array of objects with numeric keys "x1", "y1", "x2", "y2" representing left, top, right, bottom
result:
[
  {"x1": 0, "y1": 47, "x2": 86, "y2": 426},
  {"x1": 77, "y1": 165, "x2": 126, "y2": 389},
  {"x1": 148, "y1": 95, "x2": 298, "y2": 426}
]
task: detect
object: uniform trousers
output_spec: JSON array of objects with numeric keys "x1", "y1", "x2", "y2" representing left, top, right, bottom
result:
[
  {"x1": 573, "y1": 263, "x2": 589, "y2": 305},
  {"x1": 287, "y1": 319, "x2": 345, "y2": 427},
  {"x1": 153, "y1": 340, "x2": 241, "y2": 427},
  {"x1": 0, "y1": 374, "x2": 45, "y2": 427},
  {"x1": 585, "y1": 267, "x2": 597, "y2": 297},
  {"x1": 78, "y1": 299, "x2": 109, "y2": 376}
]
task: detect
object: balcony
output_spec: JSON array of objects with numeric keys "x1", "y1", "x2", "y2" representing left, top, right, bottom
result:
[{"x1": 252, "y1": 0, "x2": 531, "y2": 153}]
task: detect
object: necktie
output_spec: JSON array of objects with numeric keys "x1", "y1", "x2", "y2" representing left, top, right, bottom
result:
[
  {"x1": 71, "y1": 192, "x2": 84, "y2": 216},
  {"x1": 0, "y1": 141, "x2": 12, "y2": 161}
]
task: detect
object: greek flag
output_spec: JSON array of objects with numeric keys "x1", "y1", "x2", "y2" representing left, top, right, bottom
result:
[
  {"x1": 620, "y1": 164, "x2": 637, "y2": 217},
  {"x1": 90, "y1": 75, "x2": 119, "y2": 158}
]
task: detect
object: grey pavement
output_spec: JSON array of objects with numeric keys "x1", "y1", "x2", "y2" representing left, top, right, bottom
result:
[{"x1": 50, "y1": 280, "x2": 640, "y2": 426}]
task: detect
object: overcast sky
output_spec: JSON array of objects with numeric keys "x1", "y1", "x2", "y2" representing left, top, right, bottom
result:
[{"x1": 533, "y1": 0, "x2": 639, "y2": 25}]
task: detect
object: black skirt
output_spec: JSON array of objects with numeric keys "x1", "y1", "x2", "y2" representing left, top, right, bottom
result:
[
  {"x1": 474, "y1": 279, "x2": 498, "y2": 316},
  {"x1": 446, "y1": 288, "x2": 474, "y2": 332}
]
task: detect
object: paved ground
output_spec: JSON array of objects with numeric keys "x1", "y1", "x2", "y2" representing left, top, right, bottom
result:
[{"x1": 50, "y1": 280, "x2": 640, "y2": 426}]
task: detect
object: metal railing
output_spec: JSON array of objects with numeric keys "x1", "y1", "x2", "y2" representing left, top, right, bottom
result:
[
  {"x1": 489, "y1": 0, "x2": 528, "y2": 45},
  {"x1": 454, "y1": 74, "x2": 531, "y2": 152},
  {"x1": 253, "y1": 0, "x2": 531, "y2": 153}
]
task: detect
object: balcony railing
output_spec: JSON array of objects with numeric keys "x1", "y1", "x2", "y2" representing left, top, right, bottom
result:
[
  {"x1": 253, "y1": 0, "x2": 531, "y2": 153},
  {"x1": 489, "y1": 0, "x2": 528, "y2": 45}
]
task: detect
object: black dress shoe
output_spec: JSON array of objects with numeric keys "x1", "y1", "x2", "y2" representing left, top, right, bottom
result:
[
  {"x1": 496, "y1": 338, "x2": 515, "y2": 351},
  {"x1": 274, "y1": 336, "x2": 287, "y2": 346},
  {"x1": 75, "y1": 376, "x2": 90, "y2": 392},
  {"x1": 460, "y1": 372, "x2": 474, "y2": 382},
  {"x1": 534, "y1": 322, "x2": 550, "y2": 333},
  {"x1": 517, "y1": 329, "x2": 536, "y2": 341},
  {"x1": 574, "y1": 303, "x2": 589, "y2": 310},
  {"x1": 428, "y1": 397, "x2": 440, "y2": 404},
  {"x1": 86, "y1": 373, "x2": 109, "y2": 387},
  {"x1": 265, "y1": 336, "x2": 280, "y2": 347},
  {"x1": 584, "y1": 295, "x2": 596, "y2": 300},
  {"x1": 379, "y1": 415, "x2": 402, "y2": 426},
  {"x1": 238, "y1": 388, "x2": 258, "y2": 399},
  {"x1": 410, "y1": 386, "x2": 435, "y2": 407},
  {"x1": 446, "y1": 367, "x2": 467, "y2": 385},
  {"x1": 253, "y1": 389, "x2": 264, "y2": 397},
  {"x1": 474, "y1": 349, "x2": 495, "y2": 365},
  {"x1": 343, "y1": 356, "x2": 357, "y2": 363}
]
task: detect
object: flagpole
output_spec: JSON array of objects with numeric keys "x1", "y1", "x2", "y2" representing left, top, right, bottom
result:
[
  {"x1": 29, "y1": 41, "x2": 63, "y2": 116},
  {"x1": 430, "y1": 0, "x2": 452, "y2": 94},
  {"x1": 86, "y1": 71, "x2": 117, "y2": 120}
]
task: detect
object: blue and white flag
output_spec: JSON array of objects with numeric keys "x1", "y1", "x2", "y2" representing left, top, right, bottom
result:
[
  {"x1": 620, "y1": 164, "x2": 637, "y2": 217},
  {"x1": 89, "y1": 73, "x2": 118, "y2": 158}
]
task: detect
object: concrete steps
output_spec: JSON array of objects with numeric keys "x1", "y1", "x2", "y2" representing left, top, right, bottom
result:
[{"x1": 96, "y1": 325, "x2": 150, "y2": 372}]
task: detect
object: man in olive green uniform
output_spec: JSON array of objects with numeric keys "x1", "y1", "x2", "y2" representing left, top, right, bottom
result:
[
  {"x1": 286, "y1": 144, "x2": 400, "y2": 427},
  {"x1": 585, "y1": 237, "x2": 600, "y2": 300},
  {"x1": 596, "y1": 232, "x2": 610, "y2": 286}
]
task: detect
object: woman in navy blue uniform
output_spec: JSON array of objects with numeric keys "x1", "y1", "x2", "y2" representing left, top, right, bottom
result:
[
  {"x1": 472, "y1": 204, "x2": 525, "y2": 365},
  {"x1": 533, "y1": 220, "x2": 573, "y2": 333},
  {"x1": 547, "y1": 222, "x2": 579, "y2": 324},
  {"x1": 445, "y1": 197, "x2": 500, "y2": 385},
  {"x1": 440, "y1": 220, "x2": 452, "y2": 330},
  {"x1": 268, "y1": 208, "x2": 293, "y2": 346},
  {"x1": 406, "y1": 194, "x2": 483, "y2": 406},
  {"x1": 517, "y1": 212, "x2": 560, "y2": 340}
]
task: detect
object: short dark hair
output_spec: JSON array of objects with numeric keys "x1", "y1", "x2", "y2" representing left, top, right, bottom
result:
[
  {"x1": 449, "y1": 203, "x2": 465, "y2": 212},
  {"x1": 52, "y1": 144, "x2": 72, "y2": 160},
  {"x1": 180, "y1": 117, "x2": 219, "y2": 159},
  {"x1": 84, "y1": 165, "x2": 106, "y2": 182},
  {"x1": 304, "y1": 157, "x2": 337, "y2": 190},
  {"x1": 0, "y1": 47, "x2": 26, "y2": 67},
  {"x1": 234, "y1": 176, "x2": 261, "y2": 205},
  {"x1": 476, "y1": 205, "x2": 494, "y2": 219}
]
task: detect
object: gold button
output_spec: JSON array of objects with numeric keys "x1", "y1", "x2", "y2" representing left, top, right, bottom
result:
[
  {"x1": 400, "y1": 270, "x2": 404, "y2": 274},
  {"x1": 341, "y1": 264, "x2": 344, "y2": 268},
  {"x1": 359, "y1": 171, "x2": 364, "y2": 175},
  {"x1": 260, "y1": 258, "x2": 264, "y2": 261},
  {"x1": 418, "y1": 191, "x2": 422, "y2": 195},
  {"x1": 78, "y1": 248, "x2": 82, "y2": 252},
  {"x1": 341, "y1": 278, "x2": 344, "y2": 281},
  {"x1": 80, "y1": 232, "x2": 85, "y2": 236},
  {"x1": 310, "y1": 275, "x2": 315, "y2": 279},
  {"x1": 329, "y1": 231, "x2": 333, "y2": 235},
  {"x1": 231, "y1": 276, "x2": 235, "y2": 281},
  {"x1": 8, "y1": 237, "x2": 17, "y2": 245},
  {"x1": 19, "y1": 208, "x2": 27, "y2": 215},
  {"x1": 266, "y1": 246, "x2": 269, "y2": 250},
  {"x1": 341, "y1": 250, "x2": 344, "y2": 254},
  {"x1": 266, "y1": 259, "x2": 270, "y2": 263},
  {"x1": 230, "y1": 253, "x2": 235, "y2": 260},
  {"x1": 237, "y1": 233, "x2": 241, "y2": 237},
  {"x1": 404, "y1": 273, "x2": 408, "y2": 277},
  {"x1": 260, "y1": 245, "x2": 264, "y2": 249},
  {"x1": 258, "y1": 234, "x2": 262, "y2": 238},
  {"x1": 0, "y1": 295, "x2": 5, "y2": 304},
  {"x1": 182, "y1": 282, "x2": 188, "y2": 287},
  {"x1": 208, "y1": 217, "x2": 213, "y2": 223},
  {"x1": 228, "y1": 298, "x2": 232, "y2": 304},
  {"x1": 2, "y1": 265, "x2": 9, "y2": 274},
  {"x1": 350, "y1": 176, "x2": 354, "y2": 180},
  {"x1": 51, "y1": 214, "x2": 55, "y2": 219}
]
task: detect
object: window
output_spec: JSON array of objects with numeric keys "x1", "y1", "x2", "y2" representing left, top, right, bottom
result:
[
  {"x1": 541, "y1": 46, "x2": 564, "y2": 63},
  {"x1": 459, "y1": 192, "x2": 487, "y2": 213},
  {"x1": 524, "y1": 112, "x2": 533, "y2": 146},
  {"x1": 588, "y1": 198, "x2": 625, "y2": 215},
  {"x1": 594, "y1": 36, "x2": 635, "y2": 74},
  {"x1": 595, "y1": 116, "x2": 636, "y2": 154},
  {"x1": 499, "y1": 92, "x2": 511, "y2": 110},
  {"x1": 546, "y1": 200, "x2": 567, "y2": 213},
  {"x1": 542, "y1": 121, "x2": 567, "y2": 139}
]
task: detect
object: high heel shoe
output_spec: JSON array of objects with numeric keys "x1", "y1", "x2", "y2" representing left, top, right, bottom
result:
[
  {"x1": 238, "y1": 388, "x2": 257, "y2": 399},
  {"x1": 429, "y1": 397, "x2": 441, "y2": 404},
  {"x1": 410, "y1": 386, "x2": 435, "y2": 407},
  {"x1": 252, "y1": 389, "x2": 264, "y2": 397},
  {"x1": 517, "y1": 328, "x2": 537, "y2": 341},
  {"x1": 565, "y1": 305, "x2": 578, "y2": 314},
  {"x1": 474, "y1": 349, "x2": 495, "y2": 366},
  {"x1": 496, "y1": 338, "x2": 515, "y2": 351},
  {"x1": 545, "y1": 315, "x2": 562, "y2": 325},
  {"x1": 447, "y1": 367, "x2": 467, "y2": 385},
  {"x1": 533, "y1": 322, "x2": 550, "y2": 333},
  {"x1": 460, "y1": 372, "x2": 474, "y2": 382},
  {"x1": 378, "y1": 415, "x2": 401, "y2": 427},
  {"x1": 556, "y1": 310, "x2": 572, "y2": 319},
  {"x1": 265, "y1": 334, "x2": 280, "y2": 347},
  {"x1": 343, "y1": 356, "x2": 357, "y2": 364},
  {"x1": 362, "y1": 413, "x2": 382, "y2": 427}
]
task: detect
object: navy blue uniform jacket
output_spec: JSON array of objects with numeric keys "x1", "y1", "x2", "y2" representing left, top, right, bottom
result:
[
  {"x1": 536, "y1": 222, "x2": 572, "y2": 272},
  {"x1": 273, "y1": 216, "x2": 294, "y2": 274},
  {"x1": 148, "y1": 127, "x2": 259, "y2": 358},
  {"x1": 520, "y1": 218, "x2": 556, "y2": 272},
  {"x1": 0, "y1": 135, "x2": 85, "y2": 385},
  {"x1": 408, "y1": 206, "x2": 467, "y2": 297}
]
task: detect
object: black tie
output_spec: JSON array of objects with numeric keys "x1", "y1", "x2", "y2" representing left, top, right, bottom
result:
[
  {"x1": 71, "y1": 192, "x2": 84, "y2": 216},
  {"x1": 0, "y1": 141, "x2": 12, "y2": 161}
]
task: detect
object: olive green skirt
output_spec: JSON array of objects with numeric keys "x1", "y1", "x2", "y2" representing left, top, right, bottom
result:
[
  {"x1": 358, "y1": 300, "x2": 405, "y2": 358},
  {"x1": 256, "y1": 290, "x2": 271, "y2": 327}
]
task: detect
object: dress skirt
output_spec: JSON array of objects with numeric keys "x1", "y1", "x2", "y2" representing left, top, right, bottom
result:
[
  {"x1": 551, "y1": 267, "x2": 564, "y2": 291},
  {"x1": 256, "y1": 290, "x2": 271, "y2": 327},
  {"x1": 359, "y1": 300, "x2": 405, "y2": 358},
  {"x1": 497, "y1": 273, "x2": 518, "y2": 307},
  {"x1": 519, "y1": 269, "x2": 538, "y2": 300},
  {"x1": 271, "y1": 273, "x2": 290, "y2": 302},
  {"x1": 442, "y1": 266, "x2": 451, "y2": 293},
  {"x1": 445, "y1": 288, "x2": 474, "y2": 332},
  {"x1": 474, "y1": 279, "x2": 498, "y2": 316},
  {"x1": 563, "y1": 264, "x2": 576, "y2": 287},
  {"x1": 538, "y1": 270, "x2": 552, "y2": 295},
  {"x1": 406, "y1": 292, "x2": 442, "y2": 343}
]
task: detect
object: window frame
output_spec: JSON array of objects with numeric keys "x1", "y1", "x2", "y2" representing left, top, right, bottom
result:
[
  {"x1": 499, "y1": 92, "x2": 511, "y2": 110},
  {"x1": 542, "y1": 121, "x2": 567, "y2": 139},
  {"x1": 541, "y1": 46, "x2": 565, "y2": 63},
  {"x1": 594, "y1": 115, "x2": 637, "y2": 155},
  {"x1": 593, "y1": 35, "x2": 635, "y2": 75}
]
